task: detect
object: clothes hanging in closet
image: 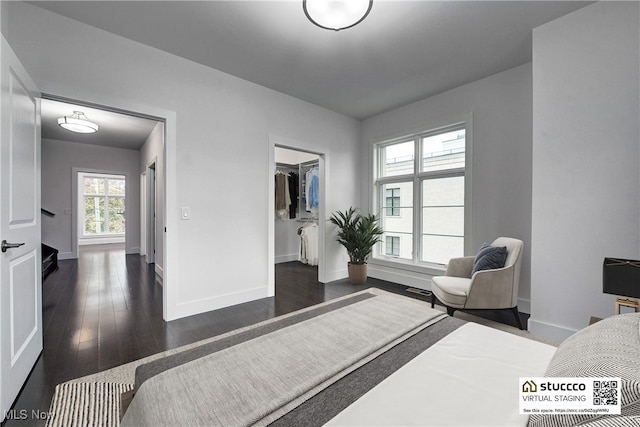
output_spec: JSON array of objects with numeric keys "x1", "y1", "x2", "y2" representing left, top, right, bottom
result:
[
  {"x1": 275, "y1": 171, "x2": 291, "y2": 220},
  {"x1": 298, "y1": 222, "x2": 318, "y2": 266},
  {"x1": 305, "y1": 167, "x2": 320, "y2": 213},
  {"x1": 275, "y1": 170, "x2": 300, "y2": 220},
  {"x1": 288, "y1": 172, "x2": 298, "y2": 219}
]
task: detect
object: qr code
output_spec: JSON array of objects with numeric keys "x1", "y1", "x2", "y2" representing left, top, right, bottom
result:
[{"x1": 593, "y1": 380, "x2": 618, "y2": 405}]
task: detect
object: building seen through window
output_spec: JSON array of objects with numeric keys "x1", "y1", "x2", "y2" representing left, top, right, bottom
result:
[{"x1": 375, "y1": 126, "x2": 466, "y2": 265}]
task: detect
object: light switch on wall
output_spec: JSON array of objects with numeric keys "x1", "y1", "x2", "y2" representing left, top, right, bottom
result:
[{"x1": 181, "y1": 207, "x2": 191, "y2": 220}]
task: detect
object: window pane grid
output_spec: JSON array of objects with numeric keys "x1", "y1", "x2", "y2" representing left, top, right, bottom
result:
[
  {"x1": 421, "y1": 128, "x2": 465, "y2": 173},
  {"x1": 108, "y1": 179, "x2": 125, "y2": 196},
  {"x1": 84, "y1": 197, "x2": 105, "y2": 234},
  {"x1": 385, "y1": 236, "x2": 400, "y2": 257},
  {"x1": 81, "y1": 174, "x2": 126, "y2": 237},
  {"x1": 380, "y1": 140, "x2": 415, "y2": 177},
  {"x1": 375, "y1": 124, "x2": 466, "y2": 265},
  {"x1": 421, "y1": 235, "x2": 464, "y2": 265},
  {"x1": 421, "y1": 174, "x2": 464, "y2": 262},
  {"x1": 384, "y1": 187, "x2": 401, "y2": 216},
  {"x1": 84, "y1": 178, "x2": 105, "y2": 195}
]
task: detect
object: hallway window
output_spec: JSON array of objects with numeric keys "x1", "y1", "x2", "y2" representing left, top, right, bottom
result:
[{"x1": 80, "y1": 173, "x2": 126, "y2": 237}]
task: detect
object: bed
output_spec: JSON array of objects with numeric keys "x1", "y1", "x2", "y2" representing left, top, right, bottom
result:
[{"x1": 119, "y1": 289, "x2": 640, "y2": 426}]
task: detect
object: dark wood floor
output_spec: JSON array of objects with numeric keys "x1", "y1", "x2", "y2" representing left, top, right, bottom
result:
[{"x1": 3, "y1": 245, "x2": 527, "y2": 426}]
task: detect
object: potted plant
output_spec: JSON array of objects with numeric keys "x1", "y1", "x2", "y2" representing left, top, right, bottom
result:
[{"x1": 329, "y1": 207, "x2": 384, "y2": 285}]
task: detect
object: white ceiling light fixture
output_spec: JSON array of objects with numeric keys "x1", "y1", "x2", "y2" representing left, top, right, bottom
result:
[
  {"x1": 57, "y1": 110, "x2": 99, "y2": 134},
  {"x1": 303, "y1": 0, "x2": 373, "y2": 32}
]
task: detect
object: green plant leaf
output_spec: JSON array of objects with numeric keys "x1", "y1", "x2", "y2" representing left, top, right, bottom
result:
[{"x1": 329, "y1": 208, "x2": 384, "y2": 264}]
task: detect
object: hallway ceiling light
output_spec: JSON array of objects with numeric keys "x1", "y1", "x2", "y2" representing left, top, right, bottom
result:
[
  {"x1": 303, "y1": 0, "x2": 373, "y2": 31},
  {"x1": 57, "y1": 111, "x2": 99, "y2": 133}
]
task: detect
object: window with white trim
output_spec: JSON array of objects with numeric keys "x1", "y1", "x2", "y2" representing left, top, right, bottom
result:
[
  {"x1": 374, "y1": 124, "x2": 467, "y2": 266},
  {"x1": 80, "y1": 172, "x2": 126, "y2": 238},
  {"x1": 385, "y1": 236, "x2": 400, "y2": 257},
  {"x1": 385, "y1": 188, "x2": 400, "y2": 216}
]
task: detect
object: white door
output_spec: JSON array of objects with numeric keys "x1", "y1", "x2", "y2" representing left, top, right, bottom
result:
[{"x1": 0, "y1": 36, "x2": 42, "y2": 421}]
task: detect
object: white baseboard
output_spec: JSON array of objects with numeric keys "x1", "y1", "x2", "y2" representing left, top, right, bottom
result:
[
  {"x1": 155, "y1": 264, "x2": 164, "y2": 279},
  {"x1": 127, "y1": 246, "x2": 140, "y2": 254},
  {"x1": 275, "y1": 253, "x2": 298, "y2": 264},
  {"x1": 57, "y1": 251, "x2": 75, "y2": 260},
  {"x1": 167, "y1": 286, "x2": 267, "y2": 321},
  {"x1": 324, "y1": 268, "x2": 348, "y2": 283},
  {"x1": 367, "y1": 264, "x2": 435, "y2": 290},
  {"x1": 517, "y1": 298, "x2": 531, "y2": 315},
  {"x1": 527, "y1": 318, "x2": 577, "y2": 344}
]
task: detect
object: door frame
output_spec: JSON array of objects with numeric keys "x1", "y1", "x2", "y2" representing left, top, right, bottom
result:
[
  {"x1": 268, "y1": 136, "x2": 328, "y2": 296},
  {"x1": 141, "y1": 159, "x2": 157, "y2": 265},
  {"x1": 42, "y1": 93, "x2": 176, "y2": 320},
  {"x1": 140, "y1": 171, "x2": 146, "y2": 257}
]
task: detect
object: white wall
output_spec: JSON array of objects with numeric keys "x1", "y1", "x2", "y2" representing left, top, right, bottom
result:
[
  {"x1": 361, "y1": 64, "x2": 534, "y2": 311},
  {"x1": 531, "y1": 2, "x2": 640, "y2": 342},
  {"x1": 0, "y1": 2, "x2": 5, "y2": 38},
  {"x1": 41, "y1": 138, "x2": 141, "y2": 258},
  {"x1": 139, "y1": 122, "x2": 165, "y2": 276},
  {"x1": 5, "y1": 2, "x2": 361, "y2": 320}
]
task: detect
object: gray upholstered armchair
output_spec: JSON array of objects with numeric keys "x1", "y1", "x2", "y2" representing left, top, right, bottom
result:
[{"x1": 430, "y1": 237, "x2": 524, "y2": 329}]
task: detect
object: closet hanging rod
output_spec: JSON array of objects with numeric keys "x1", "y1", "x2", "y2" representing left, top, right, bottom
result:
[{"x1": 275, "y1": 162, "x2": 298, "y2": 169}]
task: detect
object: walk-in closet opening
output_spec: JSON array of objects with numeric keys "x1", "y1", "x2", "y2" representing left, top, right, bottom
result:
[{"x1": 274, "y1": 146, "x2": 322, "y2": 289}]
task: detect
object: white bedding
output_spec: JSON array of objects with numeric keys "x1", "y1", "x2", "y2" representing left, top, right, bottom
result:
[{"x1": 326, "y1": 323, "x2": 557, "y2": 426}]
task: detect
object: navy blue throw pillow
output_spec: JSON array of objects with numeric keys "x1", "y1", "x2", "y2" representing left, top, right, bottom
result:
[{"x1": 471, "y1": 243, "x2": 507, "y2": 275}]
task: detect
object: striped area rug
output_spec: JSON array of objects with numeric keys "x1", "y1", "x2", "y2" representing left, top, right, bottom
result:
[
  {"x1": 46, "y1": 382, "x2": 133, "y2": 427},
  {"x1": 43, "y1": 289, "x2": 553, "y2": 426}
]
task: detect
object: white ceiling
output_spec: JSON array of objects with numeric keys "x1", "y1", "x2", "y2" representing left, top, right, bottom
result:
[
  {"x1": 42, "y1": 98, "x2": 160, "y2": 150},
  {"x1": 33, "y1": 0, "x2": 590, "y2": 121}
]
